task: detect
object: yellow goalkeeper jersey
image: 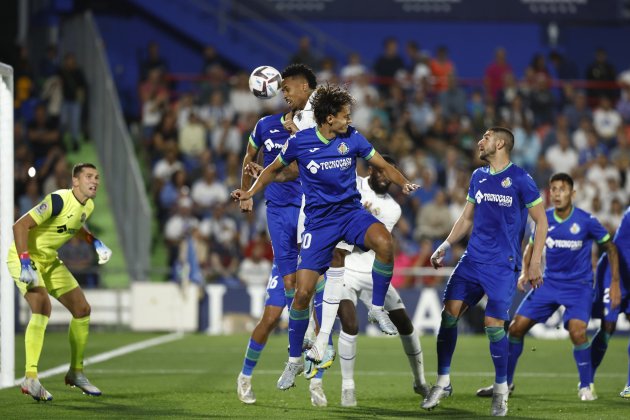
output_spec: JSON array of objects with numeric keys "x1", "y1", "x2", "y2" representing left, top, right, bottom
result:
[{"x1": 10, "y1": 189, "x2": 94, "y2": 263}]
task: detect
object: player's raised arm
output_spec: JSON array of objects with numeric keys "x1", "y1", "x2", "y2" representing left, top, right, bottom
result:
[
  {"x1": 526, "y1": 202, "x2": 548, "y2": 289},
  {"x1": 232, "y1": 155, "x2": 286, "y2": 201},
  {"x1": 240, "y1": 140, "x2": 260, "y2": 212},
  {"x1": 601, "y1": 240, "x2": 621, "y2": 309},
  {"x1": 367, "y1": 151, "x2": 419, "y2": 194}
]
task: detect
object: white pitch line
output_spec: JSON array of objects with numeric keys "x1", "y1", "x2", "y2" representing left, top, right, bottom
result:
[{"x1": 4, "y1": 332, "x2": 184, "y2": 388}]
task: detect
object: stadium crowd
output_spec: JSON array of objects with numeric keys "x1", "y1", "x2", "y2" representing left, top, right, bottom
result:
[{"x1": 11, "y1": 38, "x2": 630, "y2": 288}]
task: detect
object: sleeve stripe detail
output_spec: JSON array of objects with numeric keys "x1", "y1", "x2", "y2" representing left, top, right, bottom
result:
[
  {"x1": 364, "y1": 148, "x2": 376, "y2": 160},
  {"x1": 278, "y1": 155, "x2": 289, "y2": 166},
  {"x1": 51, "y1": 194, "x2": 63, "y2": 217},
  {"x1": 248, "y1": 136, "x2": 259, "y2": 150},
  {"x1": 526, "y1": 197, "x2": 543, "y2": 208},
  {"x1": 597, "y1": 233, "x2": 611, "y2": 244},
  {"x1": 528, "y1": 236, "x2": 534, "y2": 244},
  {"x1": 466, "y1": 195, "x2": 475, "y2": 203}
]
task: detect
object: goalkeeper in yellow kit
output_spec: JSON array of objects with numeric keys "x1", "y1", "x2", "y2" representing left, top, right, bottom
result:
[{"x1": 7, "y1": 163, "x2": 112, "y2": 401}]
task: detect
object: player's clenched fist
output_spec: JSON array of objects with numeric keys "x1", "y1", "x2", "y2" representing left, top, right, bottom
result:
[
  {"x1": 93, "y1": 239, "x2": 112, "y2": 265},
  {"x1": 430, "y1": 241, "x2": 451, "y2": 269},
  {"x1": 402, "y1": 183, "x2": 420, "y2": 195},
  {"x1": 18, "y1": 252, "x2": 38, "y2": 285},
  {"x1": 231, "y1": 189, "x2": 253, "y2": 202}
]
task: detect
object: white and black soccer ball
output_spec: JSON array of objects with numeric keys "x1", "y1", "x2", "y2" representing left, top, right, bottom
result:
[{"x1": 248, "y1": 65, "x2": 282, "y2": 99}]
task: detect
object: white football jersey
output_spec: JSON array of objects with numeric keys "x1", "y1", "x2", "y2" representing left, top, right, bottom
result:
[
  {"x1": 293, "y1": 91, "x2": 317, "y2": 131},
  {"x1": 345, "y1": 176, "x2": 402, "y2": 273}
]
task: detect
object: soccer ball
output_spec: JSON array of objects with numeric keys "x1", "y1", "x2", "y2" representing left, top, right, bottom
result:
[{"x1": 249, "y1": 66, "x2": 282, "y2": 99}]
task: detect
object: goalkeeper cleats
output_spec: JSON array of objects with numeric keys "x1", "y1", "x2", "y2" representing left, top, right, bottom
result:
[
  {"x1": 309, "y1": 380, "x2": 327, "y2": 407},
  {"x1": 491, "y1": 390, "x2": 509, "y2": 416},
  {"x1": 277, "y1": 360, "x2": 304, "y2": 390},
  {"x1": 367, "y1": 308, "x2": 398, "y2": 335},
  {"x1": 620, "y1": 384, "x2": 630, "y2": 398},
  {"x1": 477, "y1": 383, "x2": 514, "y2": 397},
  {"x1": 21, "y1": 377, "x2": 53, "y2": 402},
  {"x1": 413, "y1": 380, "x2": 431, "y2": 398},
  {"x1": 341, "y1": 387, "x2": 357, "y2": 407},
  {"x1": 421, "y1": 384, "x2": 452, "y2": 410},
  {"x1": 237, "y1": 373, "x2": 256, "y2": 404},
  {"x1": 65, "y1": 370, "x2": 102, "y2": 396}
]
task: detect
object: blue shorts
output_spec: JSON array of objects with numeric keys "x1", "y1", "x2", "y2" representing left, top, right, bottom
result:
[
  {"x1": 444, "y1": 257, "x2": 517, "y2": 320},
  {"x1": 517, "y1": 278, "x2": 593, "y2": 327},
  {"x1": 592, "y1": 254, "x2": 630, "y2": 321},
  {"x1": 267, "y1": 204, "x2": 300, "y2": 278},
  {"x1": 298, "y1": 203, "x2": 380, "y2": 274},
  {"x1": 265, "y1": 263, "x2": 286, "y2": 307}
]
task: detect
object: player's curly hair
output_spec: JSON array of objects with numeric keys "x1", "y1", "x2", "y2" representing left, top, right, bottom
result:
[
  {"x1": 312, "y1": 84, "x2": 355, "y2": 126},
  {"x1": 281, "y1": 64, "x2": 317, "y2": 89}
]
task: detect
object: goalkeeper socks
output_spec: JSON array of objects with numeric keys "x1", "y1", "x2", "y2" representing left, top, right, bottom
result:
[
  {"x1": 573, "y1": 341, "x2": 592, "y2": 389},
  {"x1": 314, "y1": 267, "x2": 343, "y2": 352},
  {"x1": 436, "y1": 311, "x2": 458, "y2": 386},
  {"x1": 507, "y1": 335, "x2": 524, "y2": 385},
  {"x1": 371, "y1": 259, "x2": 393, "y2": 307},
  {"x1": 241, "y1": 338, "x2": 265, "y2": 376},
  {"x1": 284, "y1": 288, "x2": 295, "y2": 312},
  {"x1": 288, "y1": 307, "x2": 310, "y2": 357},
  {"x1": 338, "y1": 331, "x2": 357, "y2": 388},
  {"x1": 69, "y1": 316, "x2": 91, "y2": 370},
  {"x1": 25, "y1": 314, "x2": 49, "y2": 377},
  {"x1": 590, "y1": 328, "x2": 610, "y2": 379},
  {"x1": 400, "y1": 328, "x2": 427, "y2": 385},
  {"x1": 486, "y1": 326, "x2": 508, "y2": 384}
]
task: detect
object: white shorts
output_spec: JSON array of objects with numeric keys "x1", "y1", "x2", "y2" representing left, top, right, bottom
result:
[
  {"x1": 297, "y1": 194, "x2": 354, "y2": 252},
  {"x1": 341, "y1": 268, "x2": 405, "y2": 311}
]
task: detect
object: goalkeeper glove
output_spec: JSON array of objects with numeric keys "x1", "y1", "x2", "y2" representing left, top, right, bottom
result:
[
  {"x1": 93, "y1": 239, "x2": 112, "y2": 265},
  {"x1": 430, "y1": 241, "x2": 451, "y2": 269},
  {"x1": 18, "y1": 252, "x2": 38, "y2": 285}
]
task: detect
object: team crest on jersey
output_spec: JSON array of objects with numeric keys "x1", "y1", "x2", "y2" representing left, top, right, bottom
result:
[
  {"x1": 34, "y1": 202, "x2": 48, "y2": 215},
  {"x1": 337, "y1": 142, "x2": 349, "y2": 155},
  {"x1": 570, "y1": 223, "x2": 580, "y2": 234},
  {"x1": 501, "y1": 177, "x2": 512, "y2": 188},
  {"x1": 81, "y1": 213, "x2": 87, "y2": 223}
]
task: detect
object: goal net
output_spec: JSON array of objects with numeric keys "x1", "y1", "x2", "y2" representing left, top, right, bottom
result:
[{"x1": 0, "y1": 62, "x2": 15, "y2": 389}]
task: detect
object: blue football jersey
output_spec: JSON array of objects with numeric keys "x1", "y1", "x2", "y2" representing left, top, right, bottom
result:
[
  {"x1": 612, "y1": 206, "x2": 630, "y2": 270},
  {"x1": 249, "y1": 113, "x2": 302, "y2": 207},
  {"x1": 465, "y1": 162, "x2": 542, "y2": 270},
  {"x1": 279, "y1": 126, "x2": 375, "y2": 220},
  {"x1": 534, "y1": 206, "x2": 610, "y2": 282}
]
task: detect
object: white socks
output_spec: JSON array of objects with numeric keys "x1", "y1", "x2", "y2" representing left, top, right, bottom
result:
[
  {"x1": 314, "y1": 267, "x2": 344, "y2": 350},
  {"x1": 400, "y1": 329, "x2": 427, "y2": 385},
  {"x1": 338, "y1": 330, "x2": 357, "y2": 389},
  {"x1": 436, "y1": 374, "x2": 451, "y2": 387}
]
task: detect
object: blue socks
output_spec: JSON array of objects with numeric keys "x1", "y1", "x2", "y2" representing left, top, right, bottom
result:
[
  {"x1": 288, "y1": 307, "x2": 310, "y2": 357},
  {"x1": 437, "y1": 311, "x2": 459, "y2": 375},
  {"x1": 590, "y1": 328, "x2": 610, "y2": 380},
  {"x1": 507, "y1": 335, "x2": 524, "y2": 385},
  {"x1": 372, "y1": 259, "x2": 393, "y2": 306},
  {"x1": 573, "y1": 341, "x2": 592, "y2": 389},
  {"x1": 486, "y1": 327, "x2": 508, "y2": 384},
  {"x1": 241, "y1": 338, "x2": 265, "y2": 376}
]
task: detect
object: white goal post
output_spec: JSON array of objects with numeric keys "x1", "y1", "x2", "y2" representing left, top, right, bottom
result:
[{"x1": 0, "y1": 62, "x2": 15, "y2": 389}]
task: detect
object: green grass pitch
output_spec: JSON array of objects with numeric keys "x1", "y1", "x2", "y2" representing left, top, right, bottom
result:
[{"x1": 0, "y1": 332, "x2": 628, "y2": 418}]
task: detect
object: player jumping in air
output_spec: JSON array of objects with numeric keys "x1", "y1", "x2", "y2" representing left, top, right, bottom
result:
[
  {"x1": 423, "y1": 127, "x2": 547, "y2": 417},
  {"x1": 7, "y1": 163, "x2": 112, "y2": 401},
  {"x1": 475, "y1": 172, "x2": 619, "y2": 401},
  {"x1": 231, "y1": 84, "x2": 419, "y2": 391}
]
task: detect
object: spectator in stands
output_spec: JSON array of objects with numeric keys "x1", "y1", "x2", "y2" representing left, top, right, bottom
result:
[
  {"x1": 512, "y1": 120, "x2": 541, "y2": 172},
  {"x1": 191, "y1": 164, "x2": 229, "y2": 217},
  {"x1": 229, "y1": 71, "x2": 262, "y2": 117},
  {"x1": 563, "y1": 90, "x2": 592, "y2": 131},
  {"x1": 529, "y1": 73, "x2": 555, "y2": 126},
  {"x1": 373, "y1": 37, "x2": 406, "y2": 94},
  {"x1": 237, "y1": 241, "x2": 272, "y2": 287},
  {"x1": 153, "y1": 141, "x2": 184, "y2": 182},
  {"x1": 414, "y1": 190, "x2": 452, "y2": 242},
  {"x1": 586, "y1": 48, "x2": 617, "y2": 101},
  {"x1": 593, "y1": 96, "x2": 622, "y2": 148},
  {"x1": 164, "y1": 196, "x2": 199, "y2": 267},
  {"x1": 429, "y1": 46, "x2": 455, "y2": 93},
  {"x1": 578, "y1": 129, "x2": 607, "y2": 166},
  {"x1": 548, "y1": 50, "x2": 577, "y2": 80},
  {"x1": 140, "y1": 41, "x2": 169, "y2": 82},
  {"x1": 439, "y1": 74, "x2": 467, "y2": 118},
  {"x1": 140, "y1": 68, "x2": 170, "y2": 142},
  {"x1": 27, "y1": 103, "x2": 63, "y2": 168},
  {"x1": 42, "y1": 156, "x2": 70, "y2": 195},
  {"x1": 617, "y1": 69, "x2": 630, "y2": 123},
  {"x1": 407, "y1": 89, "x2": 435, "y2": 136},
  {"x1": 178, "y1": 111, "x2": 207, "y2": 171},
  {"x1": 39, "y1": 44, "x2": 59, "y2": 80},
  {"x1": 201, "y1": 45, "x2": 230, "y2": 74},
  {"x1": 499, "y1": 94, "x2": 534, "y2": 128},
  {"x1": 290, "y1": 36, "x2": 320, "y2": 71},
  {"x1": 605, "y1": 197, "x2": 625, "y2": 233},
  {"x1": 317, "y1": 56, "x2": 337, "y2": 84},
  {"x1": 545, "y1": 131, "x2": 578, "y2": 175},
  {"x1": 197, "y1": 90, "x2": 234, "y2": 133},
  {"x1": 40, "y1": 73, "x2": 63, "y2": 125},
  {"x1": 150, "y1": 110, "x2": 178, "y2": 163},
  {"x1": 175, "y1": 226, "x2": 208, "y2": 283},
  {"x1": 58, "y1": 52, "x2": 87, "y2": 151},
  {"x1": 201, "y1": 204, "x2": 240, "y2": 284},
  {"x1": 484, "y1": 47, "x2": 513, "y2": 102},
  {"x1": 340, "y1": 52, "x2": 367, "y2": 83},
  {"x1": 18, "y1": 178, "x2": 41, "y2": 216},
  {"x1": 586, "y1": 153, "x2": 619, "y2": 193},
  {"x1": 158, "y1": 169, "x2": 190, "y2": 225}
]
